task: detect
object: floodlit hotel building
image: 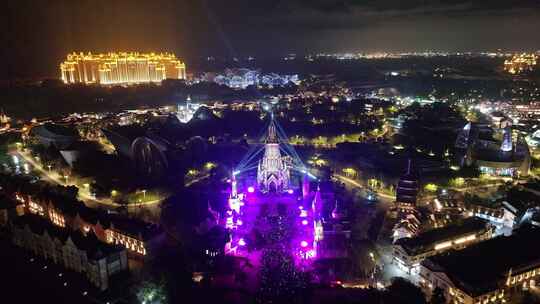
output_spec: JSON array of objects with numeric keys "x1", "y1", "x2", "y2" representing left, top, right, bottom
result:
[{"x1": 60, "y1": 52, "x2": 186, "y2": 85}]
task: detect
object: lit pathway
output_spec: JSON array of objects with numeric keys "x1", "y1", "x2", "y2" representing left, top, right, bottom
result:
[
  {"x1": 14, "y1": 149, "x2": 162, "y2": 208},
  {"x1": 334, "y1": 173, "x2": 395, "y2": 200},
  {"x1": 185, "y1": 174, "x2": 210, "y2": 187}
]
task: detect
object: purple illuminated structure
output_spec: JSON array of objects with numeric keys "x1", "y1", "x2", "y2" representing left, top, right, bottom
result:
[
  {"x1": 257, "y1": 120, "x2": 290, "y2": 193},
  {"x1": 222, "y1": 116, "x2": 321, "y2": 265}
]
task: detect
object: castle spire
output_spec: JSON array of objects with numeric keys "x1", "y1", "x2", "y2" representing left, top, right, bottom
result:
[
  {"x1": 331, "y1": 200, "x2": 345, "y2": 220},
  {"x1": 501, "y1": 127, "x2": 513, "y2": 152},
  {"x1": 312, "y1": 184, "x2": 322, "y2": 216},
  {"x1": 266, "y1": 120, "x2": 278, "y2": 144},
  {"x1": 302, "y1": 173, "x2": 310, "y2": 200},
  {"x1": 257, "y1": 118, "x2": 290, "y2": 192},
  {"x1": 231, "y1": 170, "x2": 237, "y2": 198}
]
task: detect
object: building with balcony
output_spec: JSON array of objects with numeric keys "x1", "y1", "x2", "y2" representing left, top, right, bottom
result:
[
  {"x1": 393, "y1": 217, "x2": 493, "y2": 274},
  {"x1": 15, "y1": 191, "x2": 160, "y2": 257},
  {"x1": 60, "y1": 52, "x2": 186, "y2": 85},
  {"x1": 11, "y1": 215, "x2": 128, "y2": 290},
  {"x1": 419, "y1": 226, "x2": 540, "y2": 304}
]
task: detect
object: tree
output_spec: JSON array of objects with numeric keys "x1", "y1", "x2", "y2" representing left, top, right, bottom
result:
[
  {"x1": 136, "y1": 280, "x2": 168, "y2": 304},
  {"x1": 514, "y1": 291, "x2": 538, "y2": 304},
  {"x1": 384, "y1": 277, "x2": 427, "y2": 304},
  {"x1": 430, "y1": 287, "x2": 446, "y2": 304}
]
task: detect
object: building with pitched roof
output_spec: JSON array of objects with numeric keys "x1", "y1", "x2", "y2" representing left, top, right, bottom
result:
[
  {"x1": 393, "y1": 217, "x2": 493, "y2": 274},
  {"x1": 419, "y1": 226, "x2": 540, "y2": 304},
  {"x1": 11, "y1": 215, "x2": 128, "y2": 290}
]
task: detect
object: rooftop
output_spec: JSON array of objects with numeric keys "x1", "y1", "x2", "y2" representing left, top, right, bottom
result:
[
  {"x1": 395, "y1": 217, "x2": 489, "y2": 256},
  {"x1": 13, "y1": 214, "x2": 124, "y2": 259},
  {"x1": 423, "y1": 226, "x2": 540, "y2": 296},
  {"x1": 31, "y1": 123, "x2": 79, "y2": 138}
]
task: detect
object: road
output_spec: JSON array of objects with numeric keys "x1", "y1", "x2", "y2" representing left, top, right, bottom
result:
[
  {"x1": 334, "y1": 173, "x2": 396, "y2": 200},
  {"x1": 185, "y1": 173, "x2": 210, "y2": 187},
  {"x1": 14, "y1": 149, "x2": 162, "y2": 209}
]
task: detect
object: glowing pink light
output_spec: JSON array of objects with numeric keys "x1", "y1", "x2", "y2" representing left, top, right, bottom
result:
[
  {"x1": 302, "y1": 219, "x2": 308, "y2": 225},
  {"x1": 300, "y1": 241, "x2": 309, "y2": 248},
  {"x1": 300, "y1": 210, "x2": 308, "y2": 217},
  {"x1": 247, "y1": 186, "x2": 255, "y2": 193},
  {"x1": 287, "y1": 189, "x2": 294, "y2": 194},
  {"x1": 237, "y1": 219, "x2": 243, "y2": 226},
  {"x1": 238, "y1": 238, "x2": 246, "y2": 246},
  {"x1": 298, "y1": 206, "x2": 303, "y2": 210}
]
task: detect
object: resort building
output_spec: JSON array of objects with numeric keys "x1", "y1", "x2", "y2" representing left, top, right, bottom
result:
[
  {"x1": 15, "y1": 192, "x2": 159, "y2": 257},
  {"x1": 11, "y1": 215, "x2": 128, "y2": 290},
  {"x1": 419, "y1": 226, "x2": 540, "y2": 304},
  {"x1": 393, "y1": 217, "x2": 493, "y2": 274},
  {"x1": 60, "y1": 52, "x2": 186, "y2": 85}
]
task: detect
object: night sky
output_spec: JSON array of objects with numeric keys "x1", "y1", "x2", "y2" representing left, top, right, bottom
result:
[{"x1": 3, "y1": 0, "x2": 540, "y2": 79}]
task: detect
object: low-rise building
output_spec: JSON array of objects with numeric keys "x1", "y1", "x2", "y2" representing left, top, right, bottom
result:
[
  {"x1": 11, "y1": 215, "x2": 128, "y2": 290},
  {"x1": 392, "y1": 212, "x2": 421, "y2": 242},
  {"x1": 393, "y1": 218, "x2": 493, "y2": 274},
  {"x1": 0, "y1": 194, "x2": 24, "y2": 227},
  {"x1": 419, "y1": 226, "x2": 540, "y2": 304},
  {"x1": 16, "y1": 192, "x2": 160, "y2": 257}
]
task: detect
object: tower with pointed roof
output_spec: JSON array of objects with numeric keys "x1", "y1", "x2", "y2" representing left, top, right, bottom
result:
[
  {"x1": 396, "y1": 159, "x2": 419, "y2": 211},
  {"x1": 331, "y1": 200, "x2": 346, "y2": 220},
  {"x1": 257, "y1": 119, "x2": 290, "y2": 192},
  {"x1": 302, "y1": 173, "x2": 310, "y2": 199},
  {"x1": 312, "y1": 185, "x2": 323, "y2": 219},
  {"x1": 501, "y1": 127, "x2": 513, "y2": 152}
]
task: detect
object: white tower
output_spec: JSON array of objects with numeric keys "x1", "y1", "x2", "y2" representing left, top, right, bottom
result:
[
  {"x1": 231, "y1": 171, "x2": 238, "y2": 198},
  {"x1": 501, "y1": 128, "x2": 513, "y2": 152},
  {"x1": 257, "y1": 120, "x2": 290, "y2": 192}
]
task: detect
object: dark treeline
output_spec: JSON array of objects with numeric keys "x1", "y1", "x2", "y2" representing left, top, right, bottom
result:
[{"x1": 0, "y1": 81, "x2": 298, "y2": 120}]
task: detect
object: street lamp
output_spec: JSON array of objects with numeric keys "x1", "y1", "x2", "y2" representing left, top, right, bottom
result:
[
  {"x1": 142, "y1": 189, "x2": 146, "y2": 199},
  {"x1": 47, "y1": 165, "x2": 52, "y2": 172},
  {"x1": 64, "y1": 175, "x2": 69, "y2": 184}
]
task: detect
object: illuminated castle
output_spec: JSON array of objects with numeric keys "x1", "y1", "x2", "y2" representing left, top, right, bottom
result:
[
  {"x1": 257, "y1": 120, "x2": 291, "y2": 192},
  {"x1": 454, "y1": 122, "x2": 530, "y2": 177},
  {"x1": 60, "y1": 52, "x2": 186, "y2": 85},
  {"x1": 176, "y1": 95, "x2": 200, "y2": 123}
]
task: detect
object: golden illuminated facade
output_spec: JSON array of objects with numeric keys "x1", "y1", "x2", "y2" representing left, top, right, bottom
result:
[
  {"x1": 16, "y1": 192, "x2": 153, "y2": 256},
  {"x1": 106, "y1": 229, "x2": 147, "y2": 255},
  {"x1": 504, "y1": 53, "x2": 537, "y2": 74},
  {"x1": 60, "y1": 52, "x2": 186, "y2": 85}
]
